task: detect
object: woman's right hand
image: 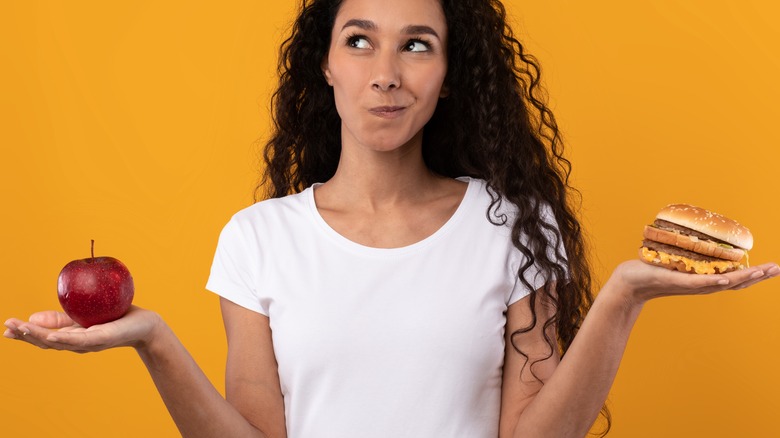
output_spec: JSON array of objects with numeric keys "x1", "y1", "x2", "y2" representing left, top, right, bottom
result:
[{"x1": 4, "y1": 305, "x2": 162, "y2": 353}]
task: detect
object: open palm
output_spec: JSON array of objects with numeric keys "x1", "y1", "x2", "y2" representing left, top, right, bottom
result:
[{"x1": 4, "y1": 305, "x2": 160, "y2": 353}]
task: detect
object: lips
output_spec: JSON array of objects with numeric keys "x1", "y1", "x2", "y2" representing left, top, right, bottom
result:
[{"x1": 368, "y1": 106, "x2": 407, "y2": 119}]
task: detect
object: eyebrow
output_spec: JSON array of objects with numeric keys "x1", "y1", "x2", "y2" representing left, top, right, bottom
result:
[
  {"x1": 341, "y1": 19, "x2": 441, "y2": 39},
  {"x1": 402, "y1": 25, "x2": 440, "y2": 39}
]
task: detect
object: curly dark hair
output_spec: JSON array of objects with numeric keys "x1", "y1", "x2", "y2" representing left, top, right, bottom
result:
[{"x1": 258, "y1": 0, "x2": 608, "y2": 434}]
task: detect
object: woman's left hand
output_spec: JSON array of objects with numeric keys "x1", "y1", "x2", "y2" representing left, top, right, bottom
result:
[
  {"x1": 606, "y1": 260, "x2": 780, "y2": 307},
  {"x1": 4, "y1": 305, "x2": 161, "y2": 353}
]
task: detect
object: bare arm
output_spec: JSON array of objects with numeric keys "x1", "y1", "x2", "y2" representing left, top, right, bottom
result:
[
  {"x1": 135, "y1": 313, "x2": 268, "y2": 437},
  {"x1": 4, "y1": 301, "x2": 286, "y2": 438},
  {"x1": 500, "y1": 260, "x2": 779, "y2": 438},
  {"x1": 220, "y1": 298, "x2": 287, "y2": 437}
]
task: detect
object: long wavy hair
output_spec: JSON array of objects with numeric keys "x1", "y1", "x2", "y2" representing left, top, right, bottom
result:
[{"x1": 258, "y1": 0, "x2": 608, "y2": 434}]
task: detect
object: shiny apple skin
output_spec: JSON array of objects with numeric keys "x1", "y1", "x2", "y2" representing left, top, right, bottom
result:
[{"x1": 57, "y1": 257, "x2": 134, "y2": 328}]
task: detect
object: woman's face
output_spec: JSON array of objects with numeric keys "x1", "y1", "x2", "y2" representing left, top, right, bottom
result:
[{"x1": 323, "y1": 0, "x2": 448, "y2": 153}]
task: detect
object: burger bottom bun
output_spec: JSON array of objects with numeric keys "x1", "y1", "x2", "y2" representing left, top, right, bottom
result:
[
  {"x1": 643, "y1": 226, "x2": 745, "y2": 262},
  {"x1": 639, "y1": 247, "x2": 743, "y2": 275}
]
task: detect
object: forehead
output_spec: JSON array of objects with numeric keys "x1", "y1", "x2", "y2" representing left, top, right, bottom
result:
[{"x1": 333, "y1": 0, "x2": 447, "y2": 35}]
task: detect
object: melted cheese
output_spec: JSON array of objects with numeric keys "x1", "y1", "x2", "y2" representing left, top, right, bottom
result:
[{"x1": 641, "y1": 247, "x2": 742, "y2": 275}]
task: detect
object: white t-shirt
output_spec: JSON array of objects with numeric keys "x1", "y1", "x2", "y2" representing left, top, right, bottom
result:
[{"x1": 206, "y1": 177, "x2": 562, "y2": 437}]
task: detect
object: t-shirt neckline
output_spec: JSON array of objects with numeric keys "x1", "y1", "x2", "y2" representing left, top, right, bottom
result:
[{"x1": 306, "y1": 176, "x2": 477, "y2": 257}]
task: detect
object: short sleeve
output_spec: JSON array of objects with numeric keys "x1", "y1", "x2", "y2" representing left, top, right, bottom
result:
[
  {"x1": 506, "y1": 201, "x2": 569, "y2": 306},
  {"x1": 205, "y1": 218, "x2": 269, "y2": 315}
]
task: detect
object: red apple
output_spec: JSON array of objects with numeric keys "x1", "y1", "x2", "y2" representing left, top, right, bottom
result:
[{"x1": 57, "y1": 240, "x2": 134, "y2": 328}]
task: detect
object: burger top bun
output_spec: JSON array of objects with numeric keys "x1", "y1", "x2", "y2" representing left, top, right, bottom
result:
[{"x1": 656, "y1": 204, "x2": 753, "y2": 250}]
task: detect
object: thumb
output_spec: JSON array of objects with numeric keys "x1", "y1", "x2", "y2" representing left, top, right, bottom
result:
[{"x1": 28, "y1": 311, "x2": 76, "y2": 328}]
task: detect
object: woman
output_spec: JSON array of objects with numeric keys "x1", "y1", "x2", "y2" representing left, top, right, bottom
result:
[{"x1": 5, "y1": 0, "x2": 778, "y2": 437}]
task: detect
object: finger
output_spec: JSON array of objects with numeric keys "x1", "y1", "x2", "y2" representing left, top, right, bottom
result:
[
  {"x1": 13, "y1": 323, "x2": 88, "y2": 351},
  {"x1": 28, "y1": 311, "x2": 76, "y2": 329},
  {"x1": 661, "y1": 266, "x2": 760, "y2": 295},
  {"x1": 57, "y1": 326, "x2": 87, "y2": 333},
  {"x1": 666, "y1": 271, "x2": 730, "y2": 293},
  {"x1": 755, "y1": 263, "x2": 780, "y2": 279},
  {"x1": 15, "y1": 323, "x2": 91, "y2": 351},
  {"x1": 5, "y1": 319, "x2": 115, "y2": 353},
  {"x1": 752, "y1": 262, "x2": 779, "y2": 272},
  {"x1": 710, "y1": 266, "x2": 765, "y2": 289},
  {"x1": 730, "y1": 273, "x2": 766, "y2": 290},
  {"x1": 731, "y1": 265, "x2": 780, "y2": 291},
  {"x1": 5, "y1": 319, "x2": 65, "y2": 349},
  {"x1": 11, "y1": 324, "x2": 54, "y2": 350},
  {"x1": 45, "y1": 328, "x2": 112, "y2": 352},
  {"x1": 4, "y1": 318, "x2": 24, "y2": 331},
  {"x1": 707, "y1": 264, "x2": 772, "y2": 292}
]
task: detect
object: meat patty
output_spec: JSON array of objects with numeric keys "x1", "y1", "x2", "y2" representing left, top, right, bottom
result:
[
  {"x1": 641, "y1": 239, "x2": 724, "y2": 262},
  {"x1": 652, "y1": 219, "x2": 734, "y2": 247}
]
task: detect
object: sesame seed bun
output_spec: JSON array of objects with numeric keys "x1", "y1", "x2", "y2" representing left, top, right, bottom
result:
[
  {"x1": 655, "y1": 204, "x2": 753, "y2": 250},
  {"x1": 639, "y1": 204, "x2": 753, "y2": 274}
]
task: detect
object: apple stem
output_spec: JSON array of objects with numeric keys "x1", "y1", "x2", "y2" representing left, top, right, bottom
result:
[{"x1": 91, "y1": 239, "x2": 95, "y2": 259}]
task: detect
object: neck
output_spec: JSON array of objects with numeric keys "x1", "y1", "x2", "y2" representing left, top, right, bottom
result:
[{"x1": 321, "y1": 131, "x2": 442, "y2": 211}]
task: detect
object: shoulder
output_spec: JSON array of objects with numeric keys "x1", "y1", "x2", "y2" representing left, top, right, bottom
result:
[
  {"x1": 215, "y1": 188, "x2": 314, "y2": 246},
  {"x1": 463, "y1": 177, "x2": 557, "y2": 227},
  {"x1": 229, "y1": 188, "x2": 312, "y2": 227}
]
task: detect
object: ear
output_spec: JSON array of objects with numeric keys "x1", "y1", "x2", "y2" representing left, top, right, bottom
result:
[{"x1": 322, "y1": 57, "x2": 333, "y2": 86}]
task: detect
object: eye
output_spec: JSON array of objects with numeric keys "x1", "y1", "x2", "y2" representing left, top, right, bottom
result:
[
  {"x1": 403, "y1": 39, "x2": 431, "y2": 53},
  {"x1": 346, "y1": 35, "x2": 371, "y2": 49}
]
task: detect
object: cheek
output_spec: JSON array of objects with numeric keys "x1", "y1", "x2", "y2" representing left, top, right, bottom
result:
[
  {"x1": 415, "y1": 66, "x2": 448, "y2": 106},
  {"x1": 327, "y1": 52, "x2": 364, "y2": 87},
  {"x1": 331, "y1": 82, "x2": 360, "y2": 121},
  {"x1": 328, "y1": 61, "x2": 366, "y2": 114}
]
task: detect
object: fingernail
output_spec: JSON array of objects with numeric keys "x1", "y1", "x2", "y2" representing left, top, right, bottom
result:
[
  {"x1": 47, "y1": 335, "x2": 59, "y2": 342},
  {"x1": 768, "y1": 266, "x2": 780, "y2": 276},
  {"x1": 717, "y1": 279, "x2": 729, "y2": 285},
  {"x1": 751, "y1": 271, "x2": 765, "y2": 279},
  {"x1": 3, "y1": 329, "x2": 17, "y2": 339}
]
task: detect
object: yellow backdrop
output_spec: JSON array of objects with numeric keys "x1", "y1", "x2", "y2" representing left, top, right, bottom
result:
[{"x1": 1, "y1": 1, "x2": 778, "y2": 436}]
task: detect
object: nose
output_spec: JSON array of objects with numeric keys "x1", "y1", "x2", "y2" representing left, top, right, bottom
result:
[{"x1": 371, "y1": 51, "x2": 400, "y2": 91}]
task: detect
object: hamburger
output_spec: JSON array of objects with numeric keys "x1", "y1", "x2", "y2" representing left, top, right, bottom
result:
[{"x1": 639, "y1": 204, "x2": 753, "y2": 274}]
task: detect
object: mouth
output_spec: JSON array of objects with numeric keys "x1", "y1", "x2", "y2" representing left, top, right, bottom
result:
[{"x1": 368, "y1": 106, "x2": 407, "y2": 119}]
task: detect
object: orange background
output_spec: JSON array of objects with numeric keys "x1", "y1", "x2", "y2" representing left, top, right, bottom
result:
[{"x1": 1, "y1": 1, "x2": 778, "y2": 436}]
